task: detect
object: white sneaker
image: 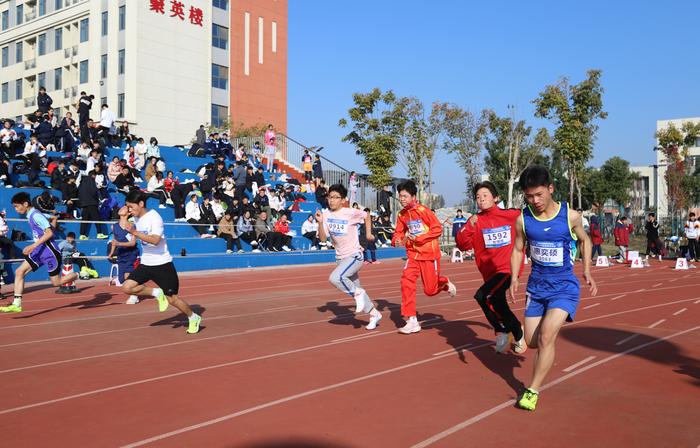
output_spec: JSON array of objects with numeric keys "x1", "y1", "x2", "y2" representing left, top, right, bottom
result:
[
  {"x1": 398, "y1": 319, "x2": 421, "y2": 334},
  {"x1": 658, "y1": 255, "x2": 662, "y2": 262},
  {"x1": 226, "y1": 249, "x2": 233, "y2": 254},
  {"x1": 159, "y1": 204, "x2": 166, "y2": 209},
  {"x1": 513, "y1": 330, "x2": 527, "y2": 354},
  {"x1": 200, "y1": 234, "x2": 209, "y2": 238},
  {"x1": 125, "y1": 295, "x2": 139, "y2": 305},
  {"x1": 353, "y1": 288, "x2": 368, "y2": 313},
  {"x1": 252, "y1": 249, "x2": 261, "y2": 253},
  {"x1": 366, "y1": 309, "x2": 382, "y2": 330},
  {"x1": 208, "y1": 225, "x2": 215, "y2": 232},
  {"x1": 309, "y1": 246, "x2": 318, "y2": 251},
  {"x1": 495, "y1": 332, "x2": 511, "y2": 353},
  {"x1": 237, "y1": 249, "x2": 244, "y2": 253},
  {"x1": 321, "y1": 246, "x2": 329, "y2": 250},
  {"x1": 250, "y1": 240, "x2": 258, "y2": 246},
  {"x1": 446, "y1": 281, "x2": 457, "y2": 297},
  {"x1": 282, "y1": 245, "x2": 291, "y2": 252}
]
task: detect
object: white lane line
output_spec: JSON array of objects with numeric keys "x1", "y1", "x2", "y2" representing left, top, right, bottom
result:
[
  {"x1": 410, "y1": 325, "x2": 700, "y2": 448},
  {"x1": 244, "y1": 323, "x2": 295, "y2": 333},
  {"x1": 615, "y1": 334, "x2": 640, "y2": 346},
  {"x1": 562, "y1": 355, "x2": 596, "y2": 372},
  {"x1": 694, "y1": 299, "x2": 700, "y2": 304},
  {"x1": 583, "y1": 303, "x2": 600, "y2": 310},
  {"x1": 332, "y1": 332, "x2": 386, "y2": 343},
  {"x1": 433, "y1": 344, "x2": 472, "y2": 356},
  {"x1": 648, "y1": 319, "x2": 666, "y2": 328},
  {"x1": 652, "y1": 282, "x2": 663, "y2": 288},
  {"x1": 610, "y1": 294, "x2": 626, "y2": 301},
  {"x1": 263, "y1": 305, "x2": 298, "y2": 312},
  {"x1": 673, "y1": 308, "x2": 687, "y2": 316}
]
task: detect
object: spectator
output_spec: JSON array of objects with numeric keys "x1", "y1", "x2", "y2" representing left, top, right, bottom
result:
[
  {"x1": 114, "y1": 165, "x2": 136, "y2": 194},
  {"x1": 98, "y1": 104, "x2": 116, "y2": 147},
  {"x1": 75, "y1": 92, "x2": 93, "y2": 142},
  {"x1": 360, "y1": 211, "x2": 378, "y2": 264},
  {"x1": 32, "y1": 189, "x2": 60, "y2": 229},
  {"x1": 145, "y1": 156, "x2": 159, "y2": 182},
  {"x1": 685, "y1": 212, "x2": 700, "y2": 262},
  {"x1": 60, "y1": 175, "x2": 79, "y2": 217},
  {"x1": 253, "y1": 166, "x2": 265, "y2": 188},
  {"x1": 315, "y1": 180, "x2": 328, "y2": 209},
  {"x1": 107, "y1": 156, "x2": 122, "y2": 183},
  {"x1": 613, "y1": 215, "x2": 632, "y2": 263},
  {"x1": 376, "y1": 213, "x2": 394, "y2": 246},
  {"x1": 50, "y1": 159, "x2": 66, "y2": 189},
  {"x1": 645, "y1": 213, "x2": 665, "y2": 261},
  {"x1": 301, "y1": 214, "x2": 320, "y2": 250},
  {"x1": 348, "y1": 171, "x2": 359, "y2": 205},
  {"x1": 264, "y1": 124, "x2": 277, "y2": 172},
  {"x1": 146, "y1": 137, "x2": 160, "y2": 160},
  {"x1": 147, "y1": 171, "x2": 167, "y2": 208},
  {"x1": 271, "y1": 213, "x2": 293, "y2": 251},
  {"x1": 451, "y1": 209, "x2": 467, "y2": 239},
  {"x1": 245, "y1": 166, "x2": 256, "y2": 194},
  {"x1": 238, "y1": 210, "x2": 259, "y2": 250},
  {"x1": 233, "y1": 160, "x2": 247, "y2": 200},
  {"x1": 211, "y1": 194, "x2": 226, "y2": 222},
  {"x1": 219, "y1": 133, "x2": 233, "y2": 159},
  {"x1": 37, "y1": 87, "x2": 53, "y2": 114},
  {"x1": 170, "y1": 178, "x2": 194, "y2": 222},
  {"x1": 195, "y1": 125, "x2": 206, "y2": 147},
  {"x1": 302, "y1": 150, "x2": 313, "y2": 182},
  {"x1": 58, "y1": 232, "x2": 98, "y2": 278},
  {"x1": 218, "y1": 210, "x2": 243, "y2": 254},
  {"x1": 589, "y1": 211, "x2": 604, "y2": 260},
  {"x1": 251, "y1": 141, "x2": 262, "y2": 166},
  {"x1": 185, "y1": 194, "x2": 209, "y2": 237},
  {"x1": 312, "y1": 154, "x2": 323, "y2": 187},
  {"x1": 57, "y1": 111, "x2": 77, "y2": 152},
  {"x1": 0, "y1": 210, "x2": 16, "y2": 280},
  {"x1": 199, "y1": 196, "x2": 218, "y2": 230},
  {"x1": 118, "y1": 121, "x2": 136, "y2": 146},
  {"x1": 85, "y1": 149, "x2": 100, "y2": 175},
  {"x1": 253, "y1": 187, "x2": 271, "y2": 216},
  {"x1": 33, "y1": 118, "x2": 55, "y2": 149},
  {"x1": 134, "y1": 138, "x2": 148, "y2": 171},
  {"x1": 1, "y1": 120, "x2": 19, "y2": 157},
  {"x1": 78, "y1": 171, "x2": 108, "y2": 239}
]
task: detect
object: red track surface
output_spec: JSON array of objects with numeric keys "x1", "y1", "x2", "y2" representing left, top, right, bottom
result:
[{"x1": 0, "y1": 259, "x2": 698, "y2": 447}]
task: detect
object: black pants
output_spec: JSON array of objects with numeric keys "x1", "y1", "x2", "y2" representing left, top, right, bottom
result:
[
  {"x1": 646, "y1": 238, "x2": 665, "y2": 257},
  {"x1": 591, "y1": 244, "x2": 602, "y2": 259},
  {"x1": 474, "y1": 273, "x2": 523, "y2": 340},
  {"x1": 688, "y1": 238, "x2": 699, "y2": 260},
  {"x1": 363, "y1": 241, "x2": 377, "y2": 262},
  {"x1": 234, "y1": 184, "x2": 247, "y2": 201},
  {"x1": 266, "y1": 231, "x2": 290, "y2": 250},
  {"x1": 240, "y1": 231, "x2": 257, "y2": 246},
  {"x1": 220, "y1": 234, "x2": 242, "y2": 252},
  {"x1": 80, "y1": 205, "x2": 106, "y2": 237},
  {"x1": 171, "y1": 183, "x2": 194, "y2": 219},
  {"x1": 303, "y1": 231, "x2": 319, "y2": 248},
  {"x1": 98, "y1": 126, "x2": 113, "y2": 147},
  {"x1": 187, "y1": 218, "x2": 207, "y2": 235}
]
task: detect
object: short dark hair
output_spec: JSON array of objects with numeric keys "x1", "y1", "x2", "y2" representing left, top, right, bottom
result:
[
  {"x1": 518, "y1": 165, "x2": 552, "y2": 190},
  {"x1": 648, "y1": 212, "x2": 656, "y2": 218},
  {"x1": 620, "y1": 216, "x2": 628, "y2": 221},
  {"x1": 67, "y1": 232, "x2": 76, "y2": 238},
  {"x1": 472, "y1": 181, "x2": 498, "y2": 200},
  {"x1": 397, "y1": 180, "x2": 418, "y2": 196},
  {"x1": 11, "y1": 192, "x2": 31, "y2": 205},
  {"x1": 328, "y1": 183, "x2": 348, "y2": 198},
  {"x1": 125, "y1": 189, "x2": 146, "y2": 204},
  {"x1": 690, "y1": 212, "x2": 696, "y2": 217}
]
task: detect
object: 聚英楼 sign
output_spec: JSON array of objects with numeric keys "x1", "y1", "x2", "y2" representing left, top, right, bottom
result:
[{"x1": 149, "y1": 0, "x2": 203, "y2": 26}]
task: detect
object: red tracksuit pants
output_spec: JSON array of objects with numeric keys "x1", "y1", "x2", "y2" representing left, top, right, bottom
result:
[{"x1": 400, "y1": 258, "x2": 449, "y2": 317}]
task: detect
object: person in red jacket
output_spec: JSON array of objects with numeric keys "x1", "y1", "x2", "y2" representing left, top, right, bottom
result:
[
  {"x1": 392, "y1": 180, "x2": 456, "y2": 334},
  {"x1": 589, "y1": 214, "x2": 604, "y2": 260},
  {"x1": 613, "y1": 216, "x2": 632, "y2": 263},
  {"x1": 456, "y1": 181, "x2": 526, "y2": 354}
]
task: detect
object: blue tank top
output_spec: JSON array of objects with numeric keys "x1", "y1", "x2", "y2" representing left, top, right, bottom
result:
[
  {"x1": 27, "y1": 208, "x2": 59, "y2": 256},
  {"x1": 523, "y1": 202, "x2": 577, "y2": 278},
  {"x1": 113, "y1": 222, "x2": 139, "y2": 258}
]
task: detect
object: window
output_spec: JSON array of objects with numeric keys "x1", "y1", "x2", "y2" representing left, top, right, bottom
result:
[
  {"x1": 39, "y1": 0, "x2": 46, "y2": 16},
  {"x1": 118, "y1": 49, "x2": 125, "y2": 74},
  {"x1": 15, "y1": 79, "x2": 22, "y2": 100},
  {"x1": 54, "y1": 67, "x2": 62, "y2": 90},
  {"x1": 1, "y1": 11, "x2": 8, "y2": 31},
  {"x1": 16, "y1": 42, "x2": 22, "y2": 62},
  {"x1": 55, "y1": 28, "x2": 63, "y2": 51},
  {"x1": 212, "y1": 24, "x2": 228, "y2": 50},
  {"x1": 101, "y1": 96, "x2": 107, "y2": 107},
  {"x1": 118, "y1": 93, "x2": 124, "y2": 118},
  {"x1": 101, "y1": 11, "x2": 107, "y2": 36},
  {"x1": 211, "y1": 104, "x2": 228, "y2": 127},
  {"x1": 1, "y1": 83, "x2": 8, "y2": 104},
  {"x1": 16, "y1": 5, "x2": 23, "y2": 26},
  {"x1": 79, "y1": 60, "x2": 88, "y2": 83},
  {"x1": 55, "y1": 0, "x2": 62, "y2": 11},
  {"x1": 38, "y1": 72, "x2": 46, "y2": 90},
  {"x1": 1, "y1": 47, "x2": 8, "y2": 68},
  {"x1": 272, "y1": 21, "x2": 277, "y2": 53},
  {"x1": 38, "y1": 33, "x2": 46, "y2": 56},
  {"x1": 213, "y1": 0, "x2": 228, "y2": 10},
  {"x1": 101, "y1": 54, "x2": 107, "y2": 78},
  {"x1": 118, "y1": 6, "x2": 125, "y2": 30},
  {"x1": 80, "y1": 18, "x2": 89, "y2": 42},
  {"x1": 211, "y1": 64, "x2": 228, "y2": 89}
]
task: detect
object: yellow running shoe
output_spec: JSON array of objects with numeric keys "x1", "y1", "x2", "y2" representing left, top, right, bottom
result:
[
  {"x1": 155, "y1": 290, "x2": 169, "y2": 312},
  {"x1": 518, "y1": 388, "x2": 539, "y2": 411},
  {"x1": 186, "y1": 315, "x2": 201, "y2": 334},
  {"x1": 0, "y1": 304, "x2": 22, "y2": 313}
]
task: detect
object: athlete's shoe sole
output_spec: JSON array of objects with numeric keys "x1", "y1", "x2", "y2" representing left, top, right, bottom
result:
[{"x1": 0, "y1": 305, "x2": 22, "y2": 313}]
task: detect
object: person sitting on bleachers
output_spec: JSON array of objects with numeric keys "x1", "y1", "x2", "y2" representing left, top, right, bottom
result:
[
  {"x1": 49, "y1": 159, "x2": 66, "y2": 190},
  {"x1": 185, "y1": 194, "x2": 211, "y2": 238},
  {"x1": 144, "y1": 156, "x2": 159, "y2": 182},
  {"x1": 211, "y1": 193, "x2": 226, "y2": 222},
  {"x1": 146, "y1": 137, "x2": 161, "y2": 161},
  {"x1": 206, "y1": 133, "x2": 220, "y2": 157},
  {"x1": 60, "y1": 175, "x2": 79, "y2": 217},
  {"x1": 107, "y1": 156, "x2": 122, "y2": 183},
  {"x1": 114, "y1": 165, "x2": 136, "y2": 194},
  {"x1": 118, "y1": 122, "x2": 136, "y2": 147},
  {"x1": 251, "y1": 141, "x2": 262, "y2": 166},
  {"x1": 85, "y1": 149, "x2": 101, "y2": 175},
  {"x1": 238, "y1": 210, "x2": 259, "y2": 251},
  {"x1": 1, "y1": 120, "x2": 19, "y2": 157},
  {"x1": 268, "y1": 189, "x2": 285, "y2": 219},
  {"x1": 253, "y1": 187, "x2": 271, "y2": 216},
  {"x1": 301, "y1": 214, "x2": 321, "y2": 250},
  {"x1": 238, "y1": 195, "x2": 255, "y2": 218},
  {"x1": 245, "y1": 166, "x2": 256, "y2": 194},
  {"x1": 134, "y1": 138, "x2": 148, "y2": 171},
  {"x1": 219, "y1": 133, "x2": 233, "y2": 159},
  {"x1": 21, "y1": 134, "x2": 45, "y2": 160},
  {"x1": 123, "y1": 145, "x2": 144, "y2": 176},
  {"x1": 218, "y1": 210, "x2": 243, "y2": 254},
  {"x1": 147, "y1": 171, "x2": 167, "y2": 208}
]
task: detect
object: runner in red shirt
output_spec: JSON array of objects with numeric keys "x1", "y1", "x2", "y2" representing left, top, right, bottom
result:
[{"x1": 456, "y1": 181, "x2": 526, "y2": 353}]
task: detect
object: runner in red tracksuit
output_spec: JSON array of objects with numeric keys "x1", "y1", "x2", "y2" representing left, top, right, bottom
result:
[
  {"x1": 456, "y1": 181, "x2": 526, "y2": 353},
  {"x1": 392, "y1": 180, "x2": 456, "y2": 334}
]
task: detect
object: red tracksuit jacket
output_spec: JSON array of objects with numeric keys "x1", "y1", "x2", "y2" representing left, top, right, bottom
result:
[
  {"x1": 392, "y1": 201, "x2": 443, "y2": 260},
  {"x1": 455, "y1": 206, "x2": 522, "y2": 281}
]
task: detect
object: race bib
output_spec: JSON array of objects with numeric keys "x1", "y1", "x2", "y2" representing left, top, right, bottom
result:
[
  {"x1": 531, "y1": 240, "x2": 564, "y2": 266},
  {"x1": 327, "y1": 218, "x2": 349, "y2": 236},
  {"x1": 408, "y1": 219, "x2": 426, "y2": 236},
  {"x1": 482, "y1": 225, "x2": 511, "y2": 248}
]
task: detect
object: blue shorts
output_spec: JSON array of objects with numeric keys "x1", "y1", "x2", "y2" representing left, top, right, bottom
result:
[
  {"x1": 117, "y1": 253, "x2": 138, "y2": 283},
  {"x1": 25, "y1": 242, "x2": 62, "y2": 277},
  {"x1": 525, "y1": 274, "x2": 580, "y2": 322}
]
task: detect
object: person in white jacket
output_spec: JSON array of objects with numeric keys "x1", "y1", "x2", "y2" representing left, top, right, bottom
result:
[
  {"x1": 185, "y1": 194, "x2": 210, "y2": 237},
  {"x1": 301, "y1": 214, "x2": 321, "y2": 250},
  {"x1": 134, "y1": 138, "x2": 148, "y2": 171}
]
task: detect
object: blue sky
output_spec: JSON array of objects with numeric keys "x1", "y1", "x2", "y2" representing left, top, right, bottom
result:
[{"x1": 288, "y1": 0, "x2": 700, "y2": 206}]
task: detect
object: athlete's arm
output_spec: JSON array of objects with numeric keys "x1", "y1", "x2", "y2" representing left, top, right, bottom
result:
[
  {"x1": 22, "y1": 220, "x2": 54, "y2": 255},
  {"x1": 124, "y1": 222, "x2": 162, "y2": 246},
  {"x1": 455, "y1": 217, "x2": 476, "y2": 251},
  {"x1": 392, "y1": 214, "x2": 407, "y2": 247},
  {"x1": 364, "y1": 213, "x2": 375, "y2": 242},
  {"x1": 571, "y1": 212, "x2": 597, "y2": 296},
  {"x1": 413, "y1": 210, "x2": 443, "y2": 244},
  {"x1": 315, "y1": 210, "x2": 327, "y2": 244},
  {"x1": 508, "y1": 214, "x2": 525, "y2": 303}
]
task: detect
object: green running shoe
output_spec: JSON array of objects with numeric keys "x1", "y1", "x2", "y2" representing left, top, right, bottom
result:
[
  {"x1": 186, "y1": 315, "x2": 202, "y2": 334},
  {"x1": 155, "y1": 290, "x2": 169, "y2": 312},
  {"x1": 518, "y1": 388, "x2": 539, "y2": 411},
  {"x1": 0, "y1": 304, "x2": 22, "y2": 313}
]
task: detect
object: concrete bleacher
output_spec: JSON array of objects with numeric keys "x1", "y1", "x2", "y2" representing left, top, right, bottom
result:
[{"x1": 1, "y1": 139, "x2": 404, "y2": 283}]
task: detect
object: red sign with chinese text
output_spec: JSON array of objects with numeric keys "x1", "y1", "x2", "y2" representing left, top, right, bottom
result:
[{"x1": 149, "y1": 0, "x2": 203, "y2": 27}]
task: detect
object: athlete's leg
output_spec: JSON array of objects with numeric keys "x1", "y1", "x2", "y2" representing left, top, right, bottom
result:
[
  {"x1": 529, "y1": 308, "x2": 569, "y2": 391},
  {"x1": 400, "y1": 258, "x2": 421, "y2": 317}
]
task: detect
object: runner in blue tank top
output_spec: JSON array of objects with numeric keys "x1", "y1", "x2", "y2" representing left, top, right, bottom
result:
[
  {"x1": 509, "y1": 166, "x2": 597, "y2": 411},
  {"x1": 1, "y1": 192, "x2": 79, "y2": 313}
]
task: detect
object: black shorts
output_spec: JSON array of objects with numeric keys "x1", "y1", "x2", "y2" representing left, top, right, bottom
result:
[{"x1": 127, "y1": 262, "x2": 180, "y2": 296}]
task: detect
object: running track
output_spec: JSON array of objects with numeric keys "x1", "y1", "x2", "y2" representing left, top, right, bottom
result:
[{"x1": 0, "y1": 259, "x2": 698, "y2": 447}]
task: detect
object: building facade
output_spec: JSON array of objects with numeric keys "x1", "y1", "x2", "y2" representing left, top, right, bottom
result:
[{"x1": 0, "y1": 0, "x2": 287, "y2": 145}]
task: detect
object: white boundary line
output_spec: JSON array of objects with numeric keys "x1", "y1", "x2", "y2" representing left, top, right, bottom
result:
[
  {"x1": 673, "y1": 308, "x2": 687, "y2": 316},
  {"x1": 562, "y1": 355, "x2": 596, "y2": 372},
  {"x1": 615, "y1": 334, "x2": 639, "y2": 346},
  {"x1": 648, "y1": 319, "x2": 666, "y2": 328},
  {"x1": 583, "y1": 303, "x2": 600, "y2": 310}
]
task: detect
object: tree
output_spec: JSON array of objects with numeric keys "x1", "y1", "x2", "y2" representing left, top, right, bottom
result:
[
  {"x1": 431, "y1": 102, "x2": 489, "y2": 205},
  {"x1": 339, "y1": 88, "x2": 409, "y2": 188},
  {"x1": 483, "y1": 110, "x2": 550, "y2": 207},
  {"x1": 533, "y1": 69, "x2": 607, "y2": 208}
]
